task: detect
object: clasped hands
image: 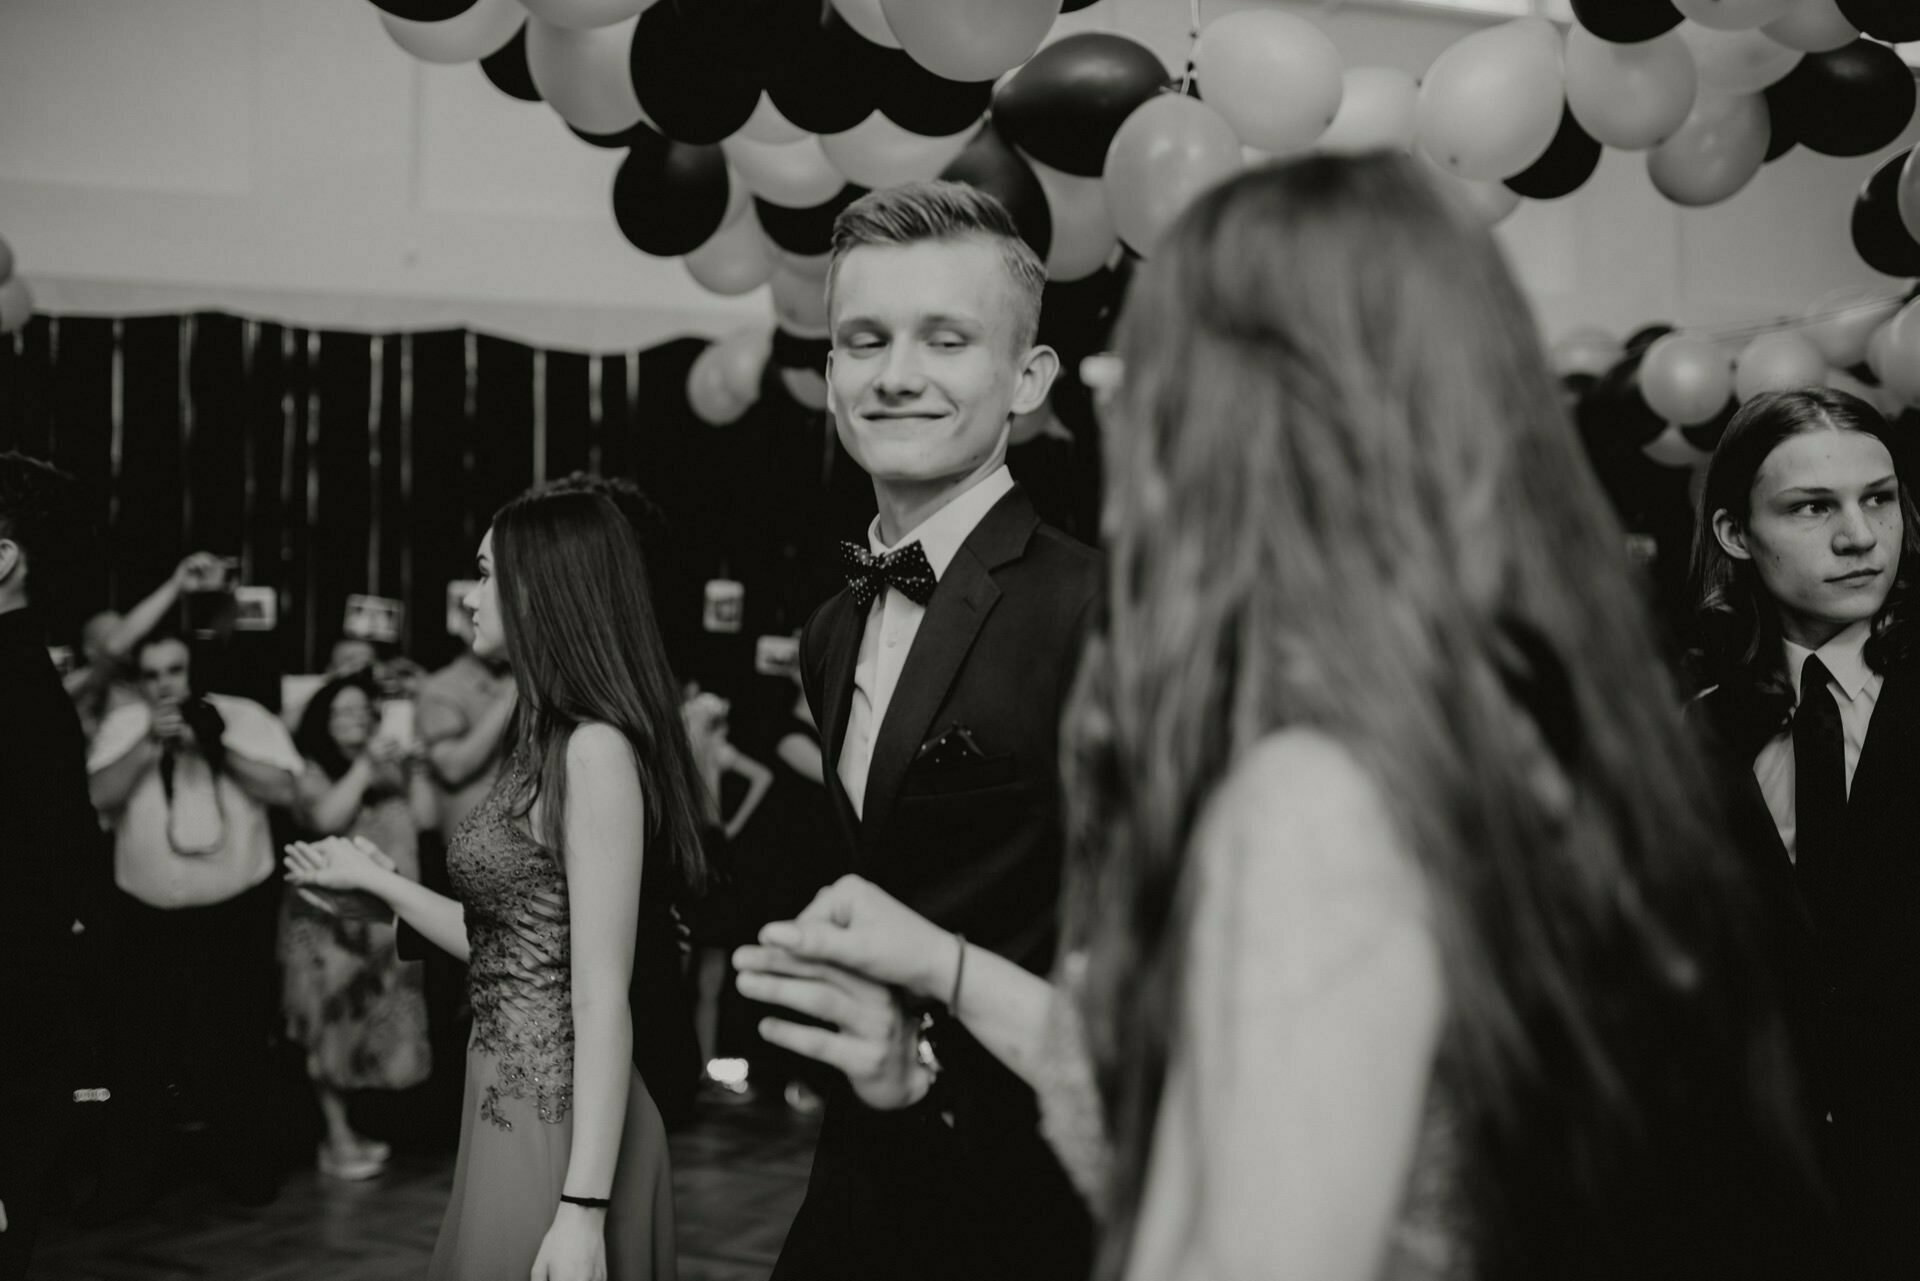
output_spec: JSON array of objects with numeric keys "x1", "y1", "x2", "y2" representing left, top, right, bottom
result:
[{"x1": 733, "y1": 876, "x2": 957, "y2": 1112}]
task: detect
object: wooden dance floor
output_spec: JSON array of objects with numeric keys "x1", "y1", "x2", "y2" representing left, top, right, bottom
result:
[{"x1": 32, "y1": 1101, "x2": 818, "y2": 1281}]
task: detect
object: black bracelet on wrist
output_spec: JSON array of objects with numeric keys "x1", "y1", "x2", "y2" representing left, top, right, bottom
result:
[{"x1": 559, "y1": 1193, "x2": 610, "y2": 1209}]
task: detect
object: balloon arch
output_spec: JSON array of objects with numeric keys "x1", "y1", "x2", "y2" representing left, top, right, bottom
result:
[{"x1": 362, "y1": 0, "x2": 1920, "y2": 422}]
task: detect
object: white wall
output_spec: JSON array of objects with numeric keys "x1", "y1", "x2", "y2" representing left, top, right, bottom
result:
[{"x1": 0, "y1": 0, "x2": 1913, "y2": 351}]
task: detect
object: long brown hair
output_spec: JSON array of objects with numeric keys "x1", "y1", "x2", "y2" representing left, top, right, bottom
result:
[
  {"x1": 491, "y1": 487, "x2": 707, "y2": 896},
  {"x1": 1689, "y1": 387, "x2": 1920, "y2": 712},
  {"x1": 1064, "y1": 155, "x2": 1815, "y2": 1280}
]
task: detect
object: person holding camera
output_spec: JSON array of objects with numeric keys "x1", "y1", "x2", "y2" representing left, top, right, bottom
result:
[
  {"x1": 64, "y1": 551, "x2": 226, "y2": 744},
  {"x1": 85, "y1": 631, "x2": 303, "y2": 1214}
]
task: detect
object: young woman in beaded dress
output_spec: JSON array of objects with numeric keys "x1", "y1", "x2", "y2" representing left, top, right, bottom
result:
[
  {"x1": 287, "y1": 487, "x2": 708, "y2": 1281},
  {"x1": 733, "y1": 155, "x2": 1831, "y2": 1280}
]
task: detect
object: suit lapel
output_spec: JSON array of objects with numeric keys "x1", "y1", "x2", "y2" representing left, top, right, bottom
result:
[
  {"x1": 1845, "y1": 664, "x2": 1917, "y2": 842},
  {"x1": 815, "y1": 590, "x2": 867, "y2": 841},
  {"x1": 856, "y1": 486, "x2": 1040, "y2": 853}
]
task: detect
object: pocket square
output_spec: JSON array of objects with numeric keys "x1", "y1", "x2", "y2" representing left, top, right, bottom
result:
[{"x1": 916, "y1": 723, "x2": 989, "y2": 767}]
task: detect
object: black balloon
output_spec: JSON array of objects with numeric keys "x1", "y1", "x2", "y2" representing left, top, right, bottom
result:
[
  {"x1": 369, "y1": 0, "x2": 478, "y2": 19},
  {"x1": 940, "y1": 124, "x2": 1052, "y2": 259},
  {"x1": 1505, "y1": 105, "x2": 1602, "y2": 200},
  {"x1": 672, "y1": 0, "x2": 800, "y2": 82},
  {"x1": 1851, "y1": 149, "x2": 1920, "y2": 277},
  {"x1": 1577, "y1": 338, "x2": 1671, "y2": 454},
  {"x1": 755, "y1": 187, "x2": 868, "y2": 257},
  {"x1": 1680, "y1": 398, "x2": 1739, "y2": 453},
  {"x1": 1037, "y1": 258, "x2": 1132, "y2": 360},
  {"x1": 1761, "y1": 81, "x2": 1800, "y2": 163},
  {"x1": 1570, "y1": 0, "x2": 1682, "y2": 42},
  {"x1": 631, "y1": 3, "x2": 759, "y2": 146},
  {"x1": 481, "y1": 25, "x2": 541, "y2": 103},
  {"x1": 1767, "y1": 40, "x2": 1916, "y2": 159},
  {"x1": 767, "y1": 10, "x2": 893, "y2": 136},
  {"x1": 612, "y1": 139, "x2": 732, "y2": 257},
  {"x1": 572, "y1": 120, "x2": 660, "y2": 149},
  {"x1": 1837, "y1": 0, "x2": 1920, "y2": 41},
  {"x1": 1062, "y1": 0, "x2": 1103, "y2": 9},
  {"x1": 879, "y1": 59, "x2": 995, "y2": 138},
  {"x1": 993, "y1": 33, "x2": 1171, "y2": 179}
]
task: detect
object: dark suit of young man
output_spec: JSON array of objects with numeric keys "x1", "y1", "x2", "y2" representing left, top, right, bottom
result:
[
  {"x1": 774, "y1": 475, "x2": 1100, "y2": 1281},
  {"x1": 1693, "y1": 645, "x2": 1920, "y2": 1281}
]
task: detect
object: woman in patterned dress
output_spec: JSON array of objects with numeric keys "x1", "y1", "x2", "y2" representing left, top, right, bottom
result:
[{"x1": 287, "y1": 487, "x2": 708, "y2": 1281}]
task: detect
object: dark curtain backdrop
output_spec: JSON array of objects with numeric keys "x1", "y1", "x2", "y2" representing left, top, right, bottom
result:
[{"x1": 0, "y1": 312, "x2": 1099, "y2": 703}]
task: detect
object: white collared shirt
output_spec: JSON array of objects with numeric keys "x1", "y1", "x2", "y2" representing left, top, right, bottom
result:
[
  {"x1": 1751, "y1": 619, "x2": 1883, "y2": 864},
  {"x1": 837, "y1": 465, "x2": 1015, "y2": 819}
]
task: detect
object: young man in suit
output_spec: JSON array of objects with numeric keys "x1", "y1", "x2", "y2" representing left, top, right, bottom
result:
[
  {"x1": 759, "y1": 182, "x2": 1100, "y2": 1281},
  {"x1": 1688, "y1": 389, "x2": 1919, "y2": 1281}
]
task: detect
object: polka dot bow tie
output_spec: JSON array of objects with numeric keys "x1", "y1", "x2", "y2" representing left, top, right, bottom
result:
[{"x1": 840, "y1": 539, "x2": 937, "y2": 609}]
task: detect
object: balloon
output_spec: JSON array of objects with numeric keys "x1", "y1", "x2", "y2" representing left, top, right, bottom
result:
[
  {"x1": 1761, "y1": 82, "x2": 1800, "y2": 161},
  {"x1": 767, "y1": 11, "x2": 895, "y2": 137},
  {"x1": 684, "y1": 208, "x2": 779, "y2": 295},
  {"x1": 1852, "y1": 150, "x2": 1920, "y2": 276},
  {"x1": 0, "y1": 236, "x2": 12, "y2": 285},
  {"x1": 1571, "y1": 0, "x2": 1684, "y2": 43},
  {"x1": 526, "y1": 15, "x2": 644, "y2": 135},
  {"x1": 880, "y1": 0, "x2": 1062, "y2": 83},
  {"x1": 571, "y1": 118, "x2": 659, "y2": 148},
  {"x1": 1763, "y1": 0, "x2": 1858, "y2": 51},
  {"x1": 1646, "y1": 92, "x2": 1770, "y2": 207},
  {"x1": 1313, "y1": 68, "x2": 1418, "y2": 156},
  {"x1": 1103, "y1": 95, "x2": 1244, "y2": 255},
  {"x1": 993, "y1": 33, "x2": 1170, "y2": 179},
  {"x1": 1867, "y1": 316, "x2": 1901, "y2": 382},
  {"x1": 1875, "y1": 301, "x2": 1920, "y2": 405},
  {"x1": 1191, "y1": 10, "x2": 1343, "y2": 156},
  {"x1": 1416, "y1": 19, "x2": 1566, "y2": 182},
  {"x1": 631, "y1": 3, "x2": 757, "y2": 145},
  {"x1": 1418, "y1": 154, "x2": 1524, "y2": 226},
  {"x1": 1578, "y1": 347, "x2": 1672, "y2": 451},
  {"x1": 688, "y1": 343, "x2": 751, "y2": 425},
  {"x1": 877, "y1": 62, "x2": 993, "y2": 138},
  {"x1": 1734, "y1": 331, "x2": 1829, "y2": 399},
  {"x1": 1552, "y1": 326, "x2": 1624, "y2": 379},
  {"x1": 520, "y1": 0, "x2": 652, "y2": 28},
  {"x1": 1835, "y1": 0, "x2": 1920, "y2": 41},
  {"x1": 481, "y1": 25, "x2": 542, "y2": 100},
  {"x1": 1901, "y1": 146, "x2": 1920, "y2": 245},
  {"x1": 1641, "y1": 333, "x2": 1735, "y2": 423},
  {"x1": 612, "y1": 136, "x2": 731, "y2": 256},
  {"x1": 780, "y1": 365, "x2": 831, "y2": 411},
  {"x1": 0, "y1": 278, "x2": 32, "y2": 336},
  {"x1": 821, "y1": 112, "x2": 974, "y2": 189},
  {"x1": 736, "y1": 96, "x2": 805, "y2": 147},
  {"x1": 715, "y1": 328, "x2": 773, "y2": 401},
  {"x1": 1677, "y1": 22, "x2": 1803, "y2": 94},
  {"x1": 770, "y1": 265, "x2": 830, "y2": 337},
  {"x1": 1643, "y1": 422, "x2": 1715, "y2": 467},
  {"x1": 1767, "y1": 39, "x2": 1917, "y2": 158},
  {"x1": 940, "y1": 123, "x2": 1053, "y2": 259},
  {"x1": 723, "y1": 135, "x2": 847, "y2": 208},
  {"x1": 831, "y1": 0, "x2": 900, "y2": 47},
  {"x1": 1564, "y1": 27, "x2": 1698, "y2": 153},
  {"x1": 1674, "y1": 0, "x2": 1793, "y2": 30},
  {"x1": 1826, "y1": 366, "x2": 1879, "y2": 405},
  {"x1": 779, "y1": 249, "x2": 834, "y2": 280},
  {"x1": 1506, "y1": 106, "x2": 1603, "y2": 200},
  {"x1": 755, "y1": 186, "x2": 867, "y2": 256},
  {"x1": 369, "y1": 0, "x2": 477, "y2": 20},
  {"x1": 1028, "y1": 156, "x2": 1115, "y2": 281},
  {"x1": 1802, "y1": 288, "x2": 1902, "y2": 365},
  {"x1": 380, "y1": 0, "x2": 522, "y2": 62}
]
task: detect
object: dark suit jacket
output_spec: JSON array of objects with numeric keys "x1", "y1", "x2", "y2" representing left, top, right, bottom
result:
[
  {"x1": 776, "y1": 484, "x2": 1100, "y2": 1281},
  {"x1": 1693, "y1": 664, "x2": 1920, "y2": 1279}
]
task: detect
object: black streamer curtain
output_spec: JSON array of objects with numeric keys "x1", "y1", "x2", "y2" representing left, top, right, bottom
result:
[{"x1": 0, "y1": 312, "x2": 900, "y2": 693}]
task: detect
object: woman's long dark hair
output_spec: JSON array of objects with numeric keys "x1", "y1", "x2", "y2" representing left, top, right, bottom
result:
[
  {"x1": 1689, "y1": 387, "x2": 1920, "y2": 711},
  {"x1": 293, "y1": 670, "x2": 381, "y2": 782},
  {"x1": 1063, "y1": 154, "x2": 1817, "y2": 1281},
  {"x1": 491, "y1": 488, "x2": 707, "y2": 897}
]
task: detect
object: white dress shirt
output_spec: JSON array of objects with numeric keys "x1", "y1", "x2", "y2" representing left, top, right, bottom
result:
[
  {"x1": 837, "y1": 465, "x2": 1015, "y2": 819},
  {"x1": 1751, "y1": 618, "x2": 1883, "y2": 864}
]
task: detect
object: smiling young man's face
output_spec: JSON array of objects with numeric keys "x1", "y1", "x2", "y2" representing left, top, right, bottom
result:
[{"x1": 826, "y1": 236, "x2": 1050, "y2": 496}]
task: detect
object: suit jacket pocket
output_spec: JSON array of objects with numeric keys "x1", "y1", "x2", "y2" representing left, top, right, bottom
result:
[{"x1": 900, "y1": 752, "x2": 1018, "y2": 798}]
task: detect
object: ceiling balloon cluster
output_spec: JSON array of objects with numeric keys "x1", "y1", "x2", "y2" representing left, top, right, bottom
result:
[{"x1": 362, "y1": 0, "x2": 1920, "y2": 426}]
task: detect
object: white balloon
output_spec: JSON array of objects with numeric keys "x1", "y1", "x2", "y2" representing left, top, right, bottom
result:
[
  {"x1": 1416, "y1": 18, "x2": 1566, "y2": 182},
  {"x1": 1733, "y1": 331, "x2": 1828, "y2": 400},
  {"x1": 1676, "y1": 22, "x2": 1803, "y2": 95},
  {"x1": 1565, "y1": 25, "x2": 1698, "y2": 151},
  {"x1": 1762, "y1": 0, "x2": 1858, "y2": 53},
  {"x1": 688, "y1": 342, "x2": 752, "y2": 426},
  {"x1": 737, "y1": 93, "x2": 809, "y2": 146},
  {"x1": 779, "y1": 249, "x2": 835, "y2": 280},
  {"x1": 831, "y1": 0, "x2": 902, "y2": 48},
  {"x1": 1028, "y1": 156, "x2": 1117, "y2": 282},
  {"x1": 520, "y1": 0, "x2": 654, "y2": 29},
  {"x1": 0, "y1": 277, "x2": 33, "y2": 336},
  {"x1": 1551, "y1": 325, "x2": 1624, "y2": 378},
  {"x1": 1802, "y1": 288, "x2": 1902, "y2": 366},
  {"x1": 721, "y1": 135, "x2": 846, "y2": 208},
  {"x1": 684, "y1": 210, "x2": 779, "y2": 296},
  {"x1": 1192, "y1": 10, "x2": 1344, "y2": 155},
  {"x1": 1418, "y1": 154, "x2": 1522, "y2": 227},
  {"x1": 1642, "y1": 422, "x2": 1714, "y2": 468},
  {"x1": 379, "y1": 0, "x2": 523, "y2": 64},
  {"x1": 1314, "y1": 67, "x2": 1419, "y2": 156},
  {"x1": 714, "y1": 328, "x2": 774, "y2": 402},
  {"x1": 819, "y1": 112, "x2": 973, "y2": 190},
  {"x1": 780, "y1": 365, "x2": 830, "y2": 411},
  {"x1": 525, "y1": 15, "x2": 644, "y2": 135},
  {"x1": 1674, "y1": 0, "x2": 1794, "y2": 30},
  {"x1": 771, "y1": 264, "x2": 831, "y2": 336}
]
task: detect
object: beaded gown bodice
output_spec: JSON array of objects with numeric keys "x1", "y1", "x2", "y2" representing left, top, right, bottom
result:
[{"x1": 448, "y1": 761, "x2": 573, "y2": 1129}]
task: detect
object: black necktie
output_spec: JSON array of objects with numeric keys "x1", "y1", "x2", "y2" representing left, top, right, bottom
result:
[
  {"x1": 840, "y1": 539, "x2": 937, "y2": 609},
  {"x1": 1793, "y1": 655, "x2": 1846, "y2": 897}
]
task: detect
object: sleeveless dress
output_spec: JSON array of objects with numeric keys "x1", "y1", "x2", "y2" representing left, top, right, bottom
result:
[{"x1": 428, "y1": 763, "x2": 678, "y2": 1281}]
